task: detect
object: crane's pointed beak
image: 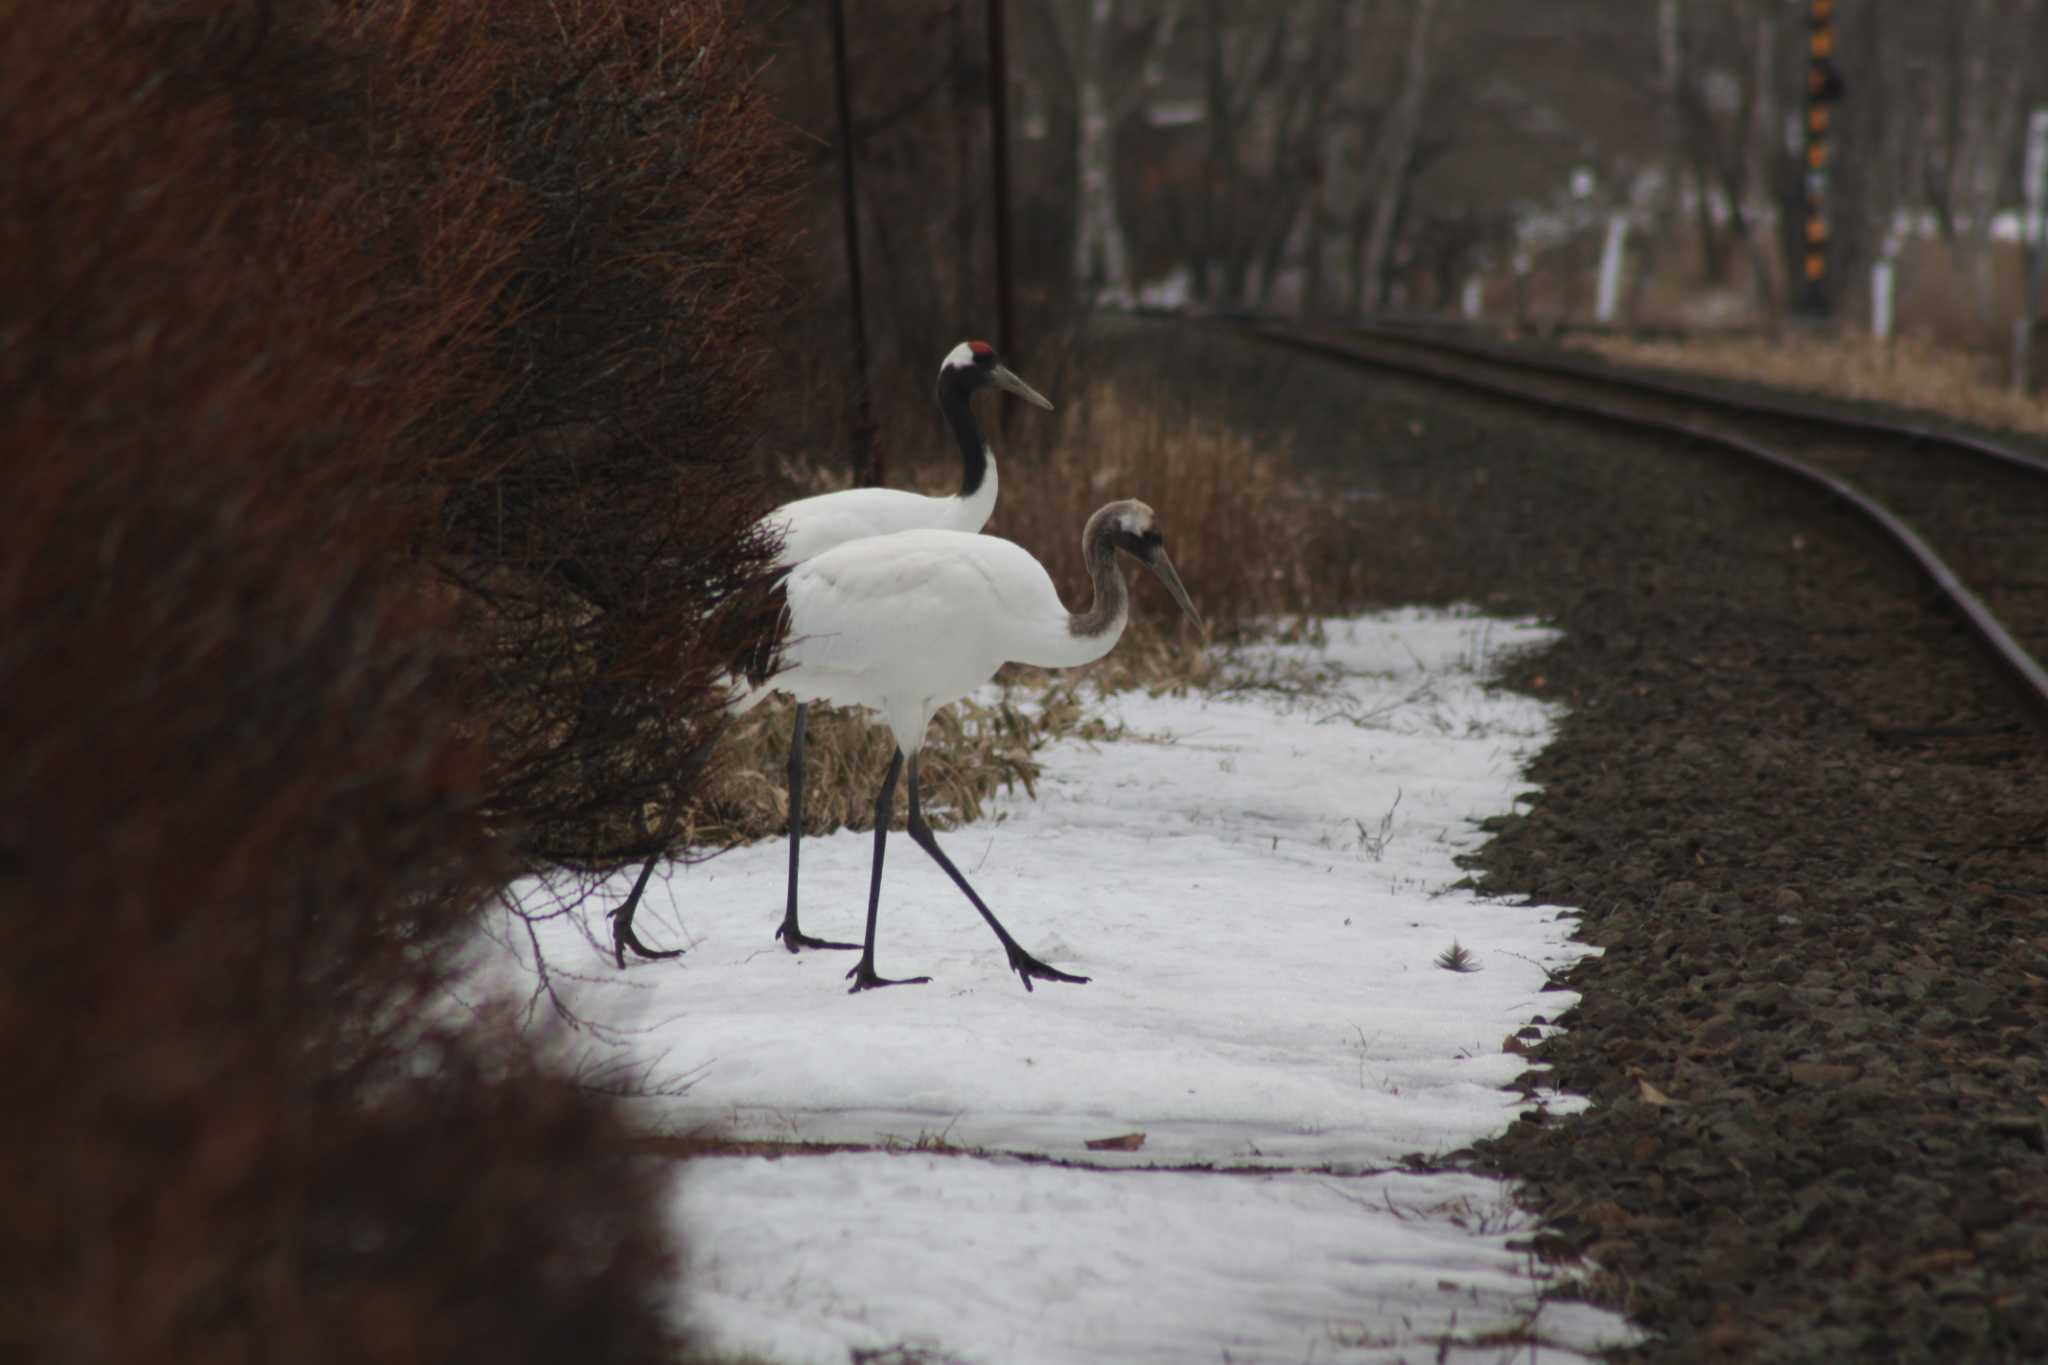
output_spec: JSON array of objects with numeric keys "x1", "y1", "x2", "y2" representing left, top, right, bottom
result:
[
  {"x1": 1145, "y1": 547, "x2": 1206, "y2": 635},
  {"x1": 992, "y1": 364, "x2": 1054, "y2": 410}
]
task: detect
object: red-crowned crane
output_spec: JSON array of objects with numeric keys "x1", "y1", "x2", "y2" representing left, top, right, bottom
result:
[
  {"x1": 739, "y1": 498, "x2": 1203, "y2": 992},
  {"x1": 609, "y1": 341, "x2": 1052, "y2": 966}
]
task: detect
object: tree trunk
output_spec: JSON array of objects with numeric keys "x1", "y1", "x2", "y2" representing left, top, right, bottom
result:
[
  {"x1": 1070, "y1": 0, "x2": 1182, "y2": 309},
  {"x1": 1689, "y1": 139, "x2": 1729, "y2": 285},
  {"x1": 1741, "y1": 0, "x2": 1781, "y2": 313},
  {"x1": 951, "y1": 0, "x2": 978, "y2": 322},
  {"x1": 1626, "y1": 0, "x2": 1684, "y2": 318},
  {"x1": 1197, "y1": 3, "x2": 1289, "y2": 310},
  {"x1": 1071, "y1": 0, "x2": 1133, "y2": 308},
  {"x1": 1298, "y1": 0, "x2": 1356, "y2": 317},
  {"x1": 1948, "y1": 0, "x2": 2042, "y2": 328},
  {"x1": 1356, "y1": 0, "x2": 1440, "y2": 314}
]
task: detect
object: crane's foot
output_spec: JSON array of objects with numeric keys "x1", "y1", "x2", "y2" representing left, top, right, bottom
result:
[
  {"x1": 776, "y1": 920, "x2": 861, "y2": 953},
  {"x1": 1006, "y1": 946, "x2": 1090, "y2": 993},
  {"x1": 611, "y1": 916, "x2": 686, "y2": 968},
  {"x1": 846, "y1": 959, "x2": 932, "y2": 993}
]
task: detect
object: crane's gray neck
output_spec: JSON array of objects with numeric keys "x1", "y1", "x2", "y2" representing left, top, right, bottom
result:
[
  {"x1": 1067, "y1": 515, "x2": 1130, "y2": 643},
  {"x1": 937, "y1": 374, "x2": 991, "y2": 499}
]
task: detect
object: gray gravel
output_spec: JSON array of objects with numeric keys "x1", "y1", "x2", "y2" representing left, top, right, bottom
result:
[{"x1": 1101, "y1": 319, "x2": 2048, "y2": 1363}]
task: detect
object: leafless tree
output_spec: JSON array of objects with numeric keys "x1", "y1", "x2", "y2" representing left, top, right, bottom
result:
[
  {"x1": 1353, "y1": 0, "x2": 1443, "y2": 312},
  {"x1": 1938, "y1": 0, "x2": 2044, "y2": 323},
  {"x1": 1066, "y1": 0, "x2": 1183, "y2": 306}
]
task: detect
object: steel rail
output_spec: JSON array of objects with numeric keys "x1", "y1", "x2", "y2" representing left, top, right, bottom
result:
[
  {"x1": 1247, "y1": 322, "x2": 2048, "y2": 723},
  {"x1": 1352, "y1": 317, "x2": 2048, "y2": 481}
]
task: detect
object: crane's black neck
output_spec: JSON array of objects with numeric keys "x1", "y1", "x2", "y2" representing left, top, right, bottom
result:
[{"x1": 936, "y1": 372, "x2": 991, "y2": 499}]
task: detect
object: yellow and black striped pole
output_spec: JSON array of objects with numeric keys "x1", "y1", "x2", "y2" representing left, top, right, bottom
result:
[{"x1": 1799, "y1": 0, "x2": 1844, "y2": 316}]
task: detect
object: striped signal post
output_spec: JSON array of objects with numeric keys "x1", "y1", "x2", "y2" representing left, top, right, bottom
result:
[{"x1": 1798, "y1": 0, "x2": 1844, "y2": 318}]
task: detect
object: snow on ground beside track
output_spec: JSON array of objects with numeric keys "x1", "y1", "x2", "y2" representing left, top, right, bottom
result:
[{"x1": 463, "y1": 608, "x2": 1640, "y2": 1363}]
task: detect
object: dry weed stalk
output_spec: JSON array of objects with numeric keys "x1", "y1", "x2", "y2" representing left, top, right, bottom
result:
[{"x1": 693, "y1": 684, "x2": 1120, "y2": 845}]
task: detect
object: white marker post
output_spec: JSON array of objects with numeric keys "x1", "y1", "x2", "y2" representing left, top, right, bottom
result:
[
  {"x1": 2018, "y1": 109, "x2": 2048, "y2": 391},
  {"x1": 1595, "y1": 214, "x2": 1628, "y2": 325},
  {"x1": 1871, "y1": 259, "x2": 1895, "y2": 342},
  {"x1": 2025, "y1": 110, "x2": 2048, "y2": 281}
]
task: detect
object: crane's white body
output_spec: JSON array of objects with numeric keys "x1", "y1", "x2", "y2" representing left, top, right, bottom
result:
[
  {"x1": 762, "y1": 469, "x2": 996, "y2": 567},
  {"x1": 740, "y1": 528, "x2": 1124, "y2": 752},
  {"x1": 726, "y1": 500, "x2": 1193, "y2": 991}
]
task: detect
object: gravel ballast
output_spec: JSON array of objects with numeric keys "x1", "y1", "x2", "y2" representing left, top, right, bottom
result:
[{"x1": 1107, "y1": 320, "x2": 2048, "y2": 1362}]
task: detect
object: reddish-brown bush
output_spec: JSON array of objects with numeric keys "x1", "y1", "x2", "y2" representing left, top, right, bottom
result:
[
  {"x1": 0, "y1": 0, "x2": 800, "y2": 1357},
  {"x1": 403, "y1": 0, "x2": 799, "y2": 872}
]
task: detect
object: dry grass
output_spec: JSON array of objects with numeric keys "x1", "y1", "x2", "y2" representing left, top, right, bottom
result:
[
  {"x1": 691, "y1": 684, "x2": 1119, "y2": 844},
  {"x1": 1574, "y1": 332, "x2": 2048, "y2": 438},
  {"x1": 993, "y1": 381, "x2": 1361, "y2": 638}
]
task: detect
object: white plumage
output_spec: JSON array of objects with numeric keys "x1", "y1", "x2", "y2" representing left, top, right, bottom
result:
[
  {"x1": 736, "y1": 499, "x2": 1203, "y2": 993},
  {"x1": 764, "y1": 473, "x2": 990, "y2": 566},
  {"x1": 747, "y1": 532, "x2": 1098, "y2": 746}
]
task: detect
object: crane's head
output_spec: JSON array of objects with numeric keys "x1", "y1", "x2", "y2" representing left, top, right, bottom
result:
[
  {"x1": 1095, "y1": 499, "x2": 1205, "y2": 634},
  {"x1": 939, "y1": 340, "x2": 1054, "y2": 410}
]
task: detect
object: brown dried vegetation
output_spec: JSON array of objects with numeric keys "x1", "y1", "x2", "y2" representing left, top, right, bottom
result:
[
  {"x1": 1576, "y1": 330, "x2": 2048, "y2": 439},
  {"x1": 992, "y1": 381, "x2": 1353, "y2": 636},
  {"x1": 2, "y1": 1, "x2": 795, "y2": 1359}
]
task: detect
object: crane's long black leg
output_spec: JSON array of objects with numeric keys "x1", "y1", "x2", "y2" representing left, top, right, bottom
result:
[
  {"x1": 609, "y1": 854, "x2": 682, "y2": 969},
  {"x1": 609, "y1": 717, "x2": 730, "y2": 967},
  {"x1": 777, "y1": 703, "x2": 860, "y2": 952},
  {"x1": 847, "y1": 748, "x2": 930, "y2": 992},
  {"x1": 903, "y1": 750, "x2": 1089, "y2": 992}
]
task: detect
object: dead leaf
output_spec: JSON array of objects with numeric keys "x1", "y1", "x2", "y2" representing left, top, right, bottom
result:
[
  {"x1": 1084, "y1": 1132, "x2": 1146, "y2": 1152},
  {"x1": 1636, "y1": 1077, "x2": 1680, "y2": 1106}
]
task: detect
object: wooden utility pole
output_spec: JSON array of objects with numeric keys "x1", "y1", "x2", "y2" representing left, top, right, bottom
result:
[
  {"x1": 830, "y1": 0, "x2": 882, "y2": 485},
  {"x1": 987, "y1": 0, "x2": 1015, "y2": 361}
]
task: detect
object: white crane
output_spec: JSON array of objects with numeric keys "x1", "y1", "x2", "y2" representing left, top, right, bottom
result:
[
  {"x1": 764, "y1": 340, "x2": 1050, "y2": 563},
  {"x1": 741, "y1": 498, "x2": 1203, "y2": 992},
  {"x1": 609, "y1": 341, "x2": 1052, "y2": 965}
]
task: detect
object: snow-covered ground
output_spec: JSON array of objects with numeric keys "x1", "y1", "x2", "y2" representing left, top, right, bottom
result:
[{"x1": 467, "y1": 608, "x2": 1640, "y2": 1363}]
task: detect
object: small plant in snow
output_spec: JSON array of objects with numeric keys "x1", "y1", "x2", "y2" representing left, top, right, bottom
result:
[
  {"x1": 1435, "y1": 940, "x2": 1480, "y2": 973},
  {"x1": 1353, "y1": 789, "x2": 1402, "y2": 859}
]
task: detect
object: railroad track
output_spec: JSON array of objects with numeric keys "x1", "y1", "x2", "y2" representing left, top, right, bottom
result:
[
  {"x1": 1245, "y1": 319, "x2": 2048, "y2": 724},
  {"x1": 1152, "y1": 313, "x2": 2048, "y2": 1359}
]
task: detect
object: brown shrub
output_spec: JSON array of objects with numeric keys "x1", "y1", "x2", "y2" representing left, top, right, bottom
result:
[
  {"x1": 0, "y1": 514, "x2": 680, "y2": 1360},
  {"x1": 0, "y1": 0, "x2": 802, "y2": 1357},
  {"x1": 401, "y1": 0, "x2": 799, "y2": 874}
]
